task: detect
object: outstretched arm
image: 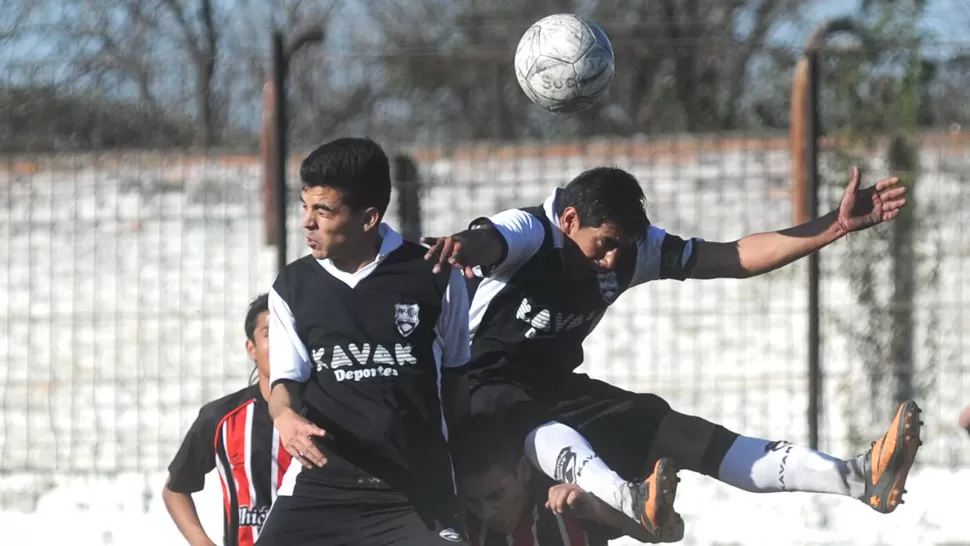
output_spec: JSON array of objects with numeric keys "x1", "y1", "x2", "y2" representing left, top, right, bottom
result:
[
  {"x1": 423, "y1": 226, "x2": 506, "y2": 278},
  {"x1": 690, "y1": 211, "x2": 843, "y2": 279},
  {"x1": 424, "y1": 210, "x2": 546, "y2": 278},
  {"x1": 690, "y1": 166, "x2": 906, "y2": 280}
]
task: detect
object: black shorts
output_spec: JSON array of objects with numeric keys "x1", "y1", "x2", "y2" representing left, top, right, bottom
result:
[
  {"x1": 469, "y1": 373, "x2": 671, "y2": 480},
  {"x1": 256, "y1": 486, "x2": 468, "y2": 546}
]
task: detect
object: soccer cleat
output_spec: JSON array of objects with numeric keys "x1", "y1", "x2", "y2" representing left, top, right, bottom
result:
[
  {"x1": 630, "y1": 458, "x2": 683, "y2": 542},
  {"x1": 861, "y1": 400, "x2": 923, "y2": 514}
]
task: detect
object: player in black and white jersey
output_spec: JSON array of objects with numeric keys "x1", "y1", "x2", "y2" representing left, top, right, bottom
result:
[
  {"x1": 256, "y1": 138, "x2": 471, "y2": 546},
  {"x1": 424, "y1": 166, "x2": 921, "y2": 542}
]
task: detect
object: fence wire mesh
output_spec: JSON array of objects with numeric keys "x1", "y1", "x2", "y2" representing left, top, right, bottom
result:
[{"x1": 1, "y1": 13, "x2": 969, "y2": 487}]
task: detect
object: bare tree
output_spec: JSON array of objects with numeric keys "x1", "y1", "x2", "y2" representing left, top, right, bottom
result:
[
  {"x1": 232, "y1": 0, "x2": 383, "y2": 146},
  {"x1": 368, "y1": 0, "x2": 805, "y2": 140},
  {"x1": 0, "y1": 0, "x2": 36, "y2": 42},
  {"x1": 160, "y1": 0, "x2": 219, "y2": 146},
  {"x1": 47, "y1": 0, "x2": 225, "y2": 146}
]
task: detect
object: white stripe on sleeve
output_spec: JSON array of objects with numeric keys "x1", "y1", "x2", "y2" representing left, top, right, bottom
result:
[
  {"x1": 437, "y1": 267, "x2": 471, "y2": 369},
  {"x1": 268, "y1": 288, "x2": 311, "y2": 384}
]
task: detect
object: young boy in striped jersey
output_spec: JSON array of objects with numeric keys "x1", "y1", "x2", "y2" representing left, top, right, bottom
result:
[
  {"x1": 163, "y1": 294, "x2": 293, "y2": 546},
  {"x1": 453, "y1": 415, "x2": 678, "y2": 546}
]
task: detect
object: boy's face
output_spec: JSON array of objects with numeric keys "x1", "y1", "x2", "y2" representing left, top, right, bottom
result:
[
  {"x1": 559, "y1": 207, "x2": 628, "y2": 275},
  {"x1": 459, "y1": 457, "x2": 532, "y2": 534},
  {"x1": 301, "y1": 185, "x2": 379, "y2": 261},
  {"x1": 245, "y1": 311, "x2": 270, "y2": 378}
]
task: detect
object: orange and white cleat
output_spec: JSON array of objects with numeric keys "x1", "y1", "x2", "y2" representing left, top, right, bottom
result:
[
  {"x1": 861, "y1": 400, "x2": 923, "y2": 514},
  {"x1": 630, "y1": 458, "x2": 683, "y2": 542}
]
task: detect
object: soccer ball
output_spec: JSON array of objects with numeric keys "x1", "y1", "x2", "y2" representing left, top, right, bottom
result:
[{"x1": 514, "y1": 13, "x2": 615, "y2": 114}]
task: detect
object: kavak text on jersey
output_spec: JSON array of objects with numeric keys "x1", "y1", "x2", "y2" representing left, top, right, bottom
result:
[
  {"x1": 271, "y1": 237, "x2": 460, "y2": 502},
  {"x1": 468, "y1": 205, "x2": 636, "y2": 378},
  {"x1": 466, "y1": 188, "x2": 699, "y2": 384}
]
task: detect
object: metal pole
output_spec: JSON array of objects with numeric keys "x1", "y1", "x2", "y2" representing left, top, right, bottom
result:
[
  {"x1": 805, "y1": 49, "x2": 822, "y2": 451},
  {"x1": 272, "y1": 31, "x2": 288, "y2": 272}
]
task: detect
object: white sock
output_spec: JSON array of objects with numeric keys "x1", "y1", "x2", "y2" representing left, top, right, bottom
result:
[
  {"x1": 524, "y1": 421, "x2": 636, "y2": 518},
  {"x1": 717, "y1": 436, "x2": 866, "y2": 498}
]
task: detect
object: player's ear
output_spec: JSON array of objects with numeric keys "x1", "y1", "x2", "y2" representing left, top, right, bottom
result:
[
  {"x1": 559, "y1": 207, "x2": 580, "y2": 235},
  {"x1": 245, "y1": 339, "x2": 257, "y2": 361},
  {"x1": 361, "y1": 206, "x2": 381, "y2": 232}
]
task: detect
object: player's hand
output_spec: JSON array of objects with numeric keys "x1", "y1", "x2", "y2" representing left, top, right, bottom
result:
[
  {"x1": 545, "y1": 483, "x2": 597, "y2": 518},
  {"x1": 274, "y1": 408, "x2": 328, "y2": 468},
  {"x1": 547, "y1": 483, "x2": 676, "y2": 543},
  {"x1": 835, "y1": 166, "x2": 907, "y2": 235},
  {"x1": 421, "y1": 236, "x2": 477, "y2": 278}
]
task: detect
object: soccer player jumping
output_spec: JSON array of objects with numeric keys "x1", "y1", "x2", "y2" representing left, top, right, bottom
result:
[{"x1": 424, "y1": 165, "x2": 920, "y2": 542}]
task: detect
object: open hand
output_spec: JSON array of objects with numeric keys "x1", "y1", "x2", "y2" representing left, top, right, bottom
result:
[
  {"x1": 274, "y1": 408, "x2": 328, "y2": 468},
  {"x1": 421, "y1": 236, "x2": 477, "y2": 278},
  {"x1": 836, "y1": 166, "x2": 908, "y2": 235}
]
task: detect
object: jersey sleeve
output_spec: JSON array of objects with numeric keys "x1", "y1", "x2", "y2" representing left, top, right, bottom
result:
[
  {"x1": 629, "y1": 225, "x2": 702, "y2": 287},
  {"x1": 166, "y1": 408, "x2": 217, "y2": 494},
  {"x1": 437, "y1": 267, "x2": 471, "y2": 369},
  {"x1": 470, "y1": 208, "x2": 546, "y2": 278},
  {"x1": 268, "y1": 287, "x2": 311, "y2": 386}
]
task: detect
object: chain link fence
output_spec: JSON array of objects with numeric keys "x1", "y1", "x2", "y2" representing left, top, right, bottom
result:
[{"x1": 1, "y1": 32, "x2": 969, "y2": 540}]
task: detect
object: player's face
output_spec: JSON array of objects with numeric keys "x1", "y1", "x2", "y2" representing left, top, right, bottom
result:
[
  {"x1": 559, "y1": 207, "x2": 628, "y2": 274},
  {"x1": 246, "y1": 311, "x2": 270, "y2": 379},
  {"x1": 301, "y1": 186, "x2": 379, "y2": 260},
  {"x1": 459, "y1": 458, "x2": 532, "y2": 534}
]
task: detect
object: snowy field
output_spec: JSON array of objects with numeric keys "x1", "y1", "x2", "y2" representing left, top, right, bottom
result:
[{"x1": 1, "y1": 136, "x2": 968, "y2": 544}]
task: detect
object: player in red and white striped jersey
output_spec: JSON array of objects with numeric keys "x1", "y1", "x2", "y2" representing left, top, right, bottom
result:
[
  {"x1": 453, "y1": 415, "x2": 670, "y2": 546},
  {"x1": 162, "y1": 294, "x2": 293, "y2": 546}
]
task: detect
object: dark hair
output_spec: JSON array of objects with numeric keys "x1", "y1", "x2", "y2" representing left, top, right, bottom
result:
[
  {"x1": 244, "y1": 293, "x2": 269, "y2": 342},
  {"x1": 451, "y1": 414, "x2": 524, "y2": 478},
  {"x1": 299, "y1": 137, "x2": 391, "y2": 218},
  {"x1": 555, "y1": 167, "x2": 649, "y2": 238}
]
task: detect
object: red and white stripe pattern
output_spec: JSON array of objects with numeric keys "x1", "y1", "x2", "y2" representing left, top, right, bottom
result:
[{"x1": 213, "y1": 398, "x2": 291, "y2": 546}]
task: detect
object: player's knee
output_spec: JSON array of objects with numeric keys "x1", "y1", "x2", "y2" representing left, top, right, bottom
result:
[
  {"x1": 648, "y1": 410, "x2": 737, "y2": 475},
  {"x1": 698, "y1": 424, "x2": 740, "y2": 478}
]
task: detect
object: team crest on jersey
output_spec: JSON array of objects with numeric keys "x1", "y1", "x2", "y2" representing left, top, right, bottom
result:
[
  {"x1": 597, "y1": 272, "x2": 619, "y2": 304},
  {"x1": 394, "y1": 303, "x2": 420, "y2": 337}
]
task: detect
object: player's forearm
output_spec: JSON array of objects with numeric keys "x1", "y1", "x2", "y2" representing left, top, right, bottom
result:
[
  {"x1": 737, "y1": 210, "x2": 844, "y2": 275},
  {"x1": 268, "y1": 380, "x2": 303, "y2": 421},
  {"x1": 693, "y1": 210, "x2": 844, "y2": 279},
  {"x1": 452, "y1": 228, "x2": 505, "y2": 267},
  {"x1": 161, "y1": 486, "x2": 217, "y2": 546}
]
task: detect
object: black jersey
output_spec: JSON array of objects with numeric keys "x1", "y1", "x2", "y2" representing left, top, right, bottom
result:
[
  {"x1": 268, "y1": 224, "x2": 470, "y2": 506},
  {"x1": 466, "y1": 188, "x2": 700, "y2": 387},
  {"x1": 167, "y1": 385, "x2": 292, "y2": 546}
]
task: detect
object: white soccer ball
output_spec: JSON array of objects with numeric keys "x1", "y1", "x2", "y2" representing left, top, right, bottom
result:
[{"x1": 514, "y1": 13, "x2": 615, "y2": 114}]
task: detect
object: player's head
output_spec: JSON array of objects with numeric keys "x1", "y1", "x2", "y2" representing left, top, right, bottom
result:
[
  {"x1": 556, "y1": 167, "x2": 648, "y2": 273},
  {"x1": 244, "y1": 293, "x2": 270, "y2": 382},
  {"x1": 452, "y1": 415, "x2": 533, "y2": 534},
  {"x1": 299, "y1": 137, "x2": 391, "y2": 260}
]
